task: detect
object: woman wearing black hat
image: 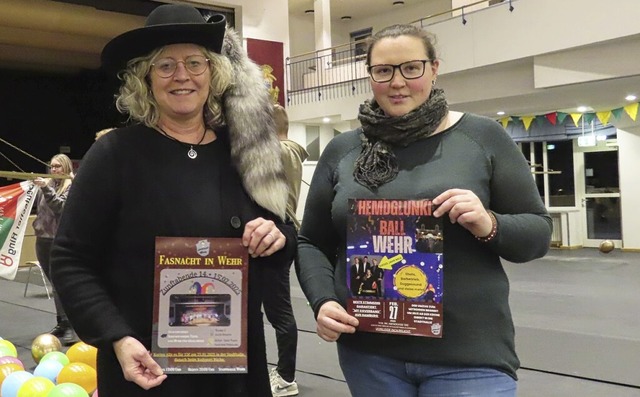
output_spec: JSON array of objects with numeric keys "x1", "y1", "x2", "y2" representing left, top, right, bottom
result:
[{"x1": 50, "y1": 4, "x2": 294, "y2": 397}]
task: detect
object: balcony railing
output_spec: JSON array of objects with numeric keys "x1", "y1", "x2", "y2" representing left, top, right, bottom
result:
[
  {"x1": 286, "y1": 41, "x2": 371, "y2": 106},
  {"x1": 285, "y1": 0, "x2": 516, "y2": 106}
]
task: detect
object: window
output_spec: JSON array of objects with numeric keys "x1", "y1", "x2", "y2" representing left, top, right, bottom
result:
[
  {"x1": 547, "y1": 140, "x2": 575, "y2": 207},
  {"x1": 519, "y1": 140, "x2": 575, "y2": 208},
  {"x1": 350, "y1": 28, "x2": 372, "y2": 59}
]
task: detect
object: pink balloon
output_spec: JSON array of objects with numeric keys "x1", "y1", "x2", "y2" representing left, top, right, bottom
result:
[
  {"x1": 0, "y1": 356, "x2": 23, "y2": 368},
  {"x1": 92, "y1": 390, "x2": 99, "y2": 397}
]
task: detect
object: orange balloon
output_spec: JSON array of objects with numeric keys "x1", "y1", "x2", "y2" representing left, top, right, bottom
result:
[
  {"x1": 66, "y1": 342, "x2": 98, "y2": 370},
  {"x1": 0, "y1": 363, "x2": 24, "y2": 386},
  {"x1": 57, "y1": 362, "x2": 97, "y2": 394}
]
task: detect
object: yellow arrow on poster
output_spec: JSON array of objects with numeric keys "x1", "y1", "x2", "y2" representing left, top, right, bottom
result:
[{"x1": 378, "y1": 254, "x2": 404, "y2": 270}]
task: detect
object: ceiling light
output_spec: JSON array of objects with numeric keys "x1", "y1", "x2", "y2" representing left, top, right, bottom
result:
[
  {"x1": 625, "y1": 94, "x2": 637, "y2": 101},
  {"x1": 304, "y1": 9, "x2": 314, "y2": 14},
  {"x1": 341, "y1": 16, "x2": 352, "y2": 21},
  {"x1": 577, "y1": 106, "x2": 588, "y2": 113},
  {"x1": 393, "y1": 1, "x2": 405, "y2": 6},
  {"x1": 322, "y1": 117, "x2": 331, "y2": 123},
  {"x1": 496, "y1": 111, "x2": 505, "y2": 116}
]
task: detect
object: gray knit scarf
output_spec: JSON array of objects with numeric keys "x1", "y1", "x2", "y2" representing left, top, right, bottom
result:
[{"x1": 354, "y1": 88, "x2": 448, "y2": 189}]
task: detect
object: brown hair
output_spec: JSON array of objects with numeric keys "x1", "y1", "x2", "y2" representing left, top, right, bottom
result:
[
  {"x1": 366, "y1": 24, "x2": 438, "y2": 66},
  {"x1": 273, "y1": 104, "x2": 289, "y2": 138}
]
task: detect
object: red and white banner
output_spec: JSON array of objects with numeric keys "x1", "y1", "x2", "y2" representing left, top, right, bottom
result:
[{"x1": 0, "y1": 181, "x2": 37, "y2": 280}]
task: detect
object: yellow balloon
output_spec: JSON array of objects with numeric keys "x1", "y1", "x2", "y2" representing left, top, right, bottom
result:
[
  {"x1": 31, "y1": 334, "x2": 62, "y2": 364},
  {"x1": 57, "y1": 362, "x2": 97, "y2": 394},
  {"x1": 0, "y1": 363, "x2": 24, "y2": 386},
  {"x1": 66, "y1": 342, "x2": 98, "y2": 370},
  {"x1": 16, "y1": 376, "x2": 55, "y2": 397},
  {"x1": 0, "y1": 340, "x2": 18, "y2": 357}
]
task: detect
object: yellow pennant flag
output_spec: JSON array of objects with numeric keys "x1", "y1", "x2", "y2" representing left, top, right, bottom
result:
[
  {"x1": 624, "y1": 102, "x2": 639, "y2": 121},
  {"x1": 499, "y1": 117, "x2": 510, "y2": 128},
  {"x1": 596, "y1": 110, "x2": 612, "y2": 126},
  {"x1": 521, "y1": 116, "x2": 535, "y2": 131},
  {"x1": 570, "y1": 113, "x2": 582, "y2": 127}
]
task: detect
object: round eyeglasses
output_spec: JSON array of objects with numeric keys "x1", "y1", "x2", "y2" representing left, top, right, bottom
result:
[
  {"x1": 367, "y1": 59, "x2": 432, "y2": 83},
  {"x1": 151, "y1": 55, "x2": 210, "y2": 78}
]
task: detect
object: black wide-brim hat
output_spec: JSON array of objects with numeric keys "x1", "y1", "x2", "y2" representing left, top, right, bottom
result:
[{"x1": 101, "y1": 4, "x2": 226, "y2": 75}]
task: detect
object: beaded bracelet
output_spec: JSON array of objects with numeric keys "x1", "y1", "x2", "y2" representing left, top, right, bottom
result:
[{"x1": 475, "y1": 211, "x2": 497, "y2": 243}]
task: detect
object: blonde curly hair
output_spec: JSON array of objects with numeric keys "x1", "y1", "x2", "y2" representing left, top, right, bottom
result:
[{"x1": 114, "y1": 46, "x2": 233, "y2": 128}]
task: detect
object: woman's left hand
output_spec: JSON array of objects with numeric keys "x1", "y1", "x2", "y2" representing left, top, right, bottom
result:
[
  {"x1": 432, "y1": 188, "x2": 493, "y2": 238},
  {"x1": 242, "y1": 217, "x2": 286, "y2": 257}
]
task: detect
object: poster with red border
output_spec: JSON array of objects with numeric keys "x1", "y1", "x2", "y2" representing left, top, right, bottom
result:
[
  {"x1": 152, "y1": 237, "x2": 248, "y2": 373},
  {"x1": 0, "y1": 181, "x2": 37, "y2": 280},
  {"x1": 346, "y1": 199, "x2": 444, "y2": 338}
]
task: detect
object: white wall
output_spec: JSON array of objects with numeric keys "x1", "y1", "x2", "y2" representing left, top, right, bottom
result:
[
  {"x1": 195, "y1": 0, "x2": 290, "y2": 56},
  {"x1": 289, "y1": 0, "x2": 450, "y2": 57},
  {"x1": 430, "y1": 0, "x2": 640, "y2": 75},
  {"x1": 617, "y1": 127, "x2": 640, "y2": 249}
]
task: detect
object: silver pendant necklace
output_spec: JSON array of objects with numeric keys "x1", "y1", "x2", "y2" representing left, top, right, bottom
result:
[{"x1": 157, "y1": 126, "x2": 207, "y2": 159}]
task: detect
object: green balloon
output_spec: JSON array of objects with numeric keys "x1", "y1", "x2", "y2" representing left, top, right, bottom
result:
[
  {"x1": 47, "y1": 383, "x2": 90, "y2": 397},
  {"x1": 39, "y1": 351, "x2": 70, "y2": 366},
  {"x1": 0, "y1": 345, "x2": 16, "y2": 358}
]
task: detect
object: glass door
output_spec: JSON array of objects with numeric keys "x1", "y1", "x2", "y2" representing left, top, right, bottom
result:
[{"x1": 582, "y1": 150, "x2": 622, "y2": 247}]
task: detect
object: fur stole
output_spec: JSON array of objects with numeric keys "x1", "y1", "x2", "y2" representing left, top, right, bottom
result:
[{"x1": 221, "y1": 28, "x2": 288, "y2": 221}]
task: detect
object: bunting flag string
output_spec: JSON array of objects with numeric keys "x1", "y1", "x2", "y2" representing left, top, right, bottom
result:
[
  {"x1": 624, "y1": 102, "x2": 638, "y2": 121},
  {"x1": 498, "y1": 101, "x2": 640, "y2": 131}
]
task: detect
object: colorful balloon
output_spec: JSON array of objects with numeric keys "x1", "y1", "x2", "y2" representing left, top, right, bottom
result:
[
  {"x1": 0, "y1": 340, "x2": 17, "y2": 357},
  {"x1": 31, "y1": 334, "x2": 62, "y2": 364},
  {"x1": 0, "y1": 363, "x2": 24, "y2": 387},
  {"x1": 16, "y1": 376, "x2": 55, "y2": 397},
  {"x1": 65, "y1": 342, "x2": 98, "y2": 370},
  {"x1": 0, "y1": 345, "x2": 16, "y2": 358},
  {"x1": 47, "y1": 383, "x2": 90, "y2": 397},
  {"x1": 40, "y1": 351, "x2": 70, "y2": 367},
  {"x1": 0, "y1": 356, "x2": 24, "y2": 368},
  {"x1": 56, "y1": 363, "x2": 97, "y2": 394},
  {"x1": 0, "y1": 371, "x2": 33, "y2": 397},
  {"x1": 33, "y1": 359, "x2": 64, "y2": 383}
]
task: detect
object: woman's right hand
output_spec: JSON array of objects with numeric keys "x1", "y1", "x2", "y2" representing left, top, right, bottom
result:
[
  {"x1": 316, "y1": 301, "x2": 359, "y2": 342},
  {"x1": 113, "y1": 336, "x2": 167, "y2": 390},
  {"x1": 33, "y1": 177, "x2": 49, "y2": 187}
]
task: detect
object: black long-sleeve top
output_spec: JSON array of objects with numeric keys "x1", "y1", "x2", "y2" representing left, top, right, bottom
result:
[{"x1": 51, "y1": 124, "x2": 295, "y2": 396}]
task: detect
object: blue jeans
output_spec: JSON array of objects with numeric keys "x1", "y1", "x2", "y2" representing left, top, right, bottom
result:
[{"x1": 337, "y1": 343, "x2": 517, "y2": 397}]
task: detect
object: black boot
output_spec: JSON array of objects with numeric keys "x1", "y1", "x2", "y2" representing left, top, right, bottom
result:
[
  {"x1": 49, "y1": 323, "x2": 66, "y2": 338},
  {"x1": 59, "y1": 327, "x2": 80, "y2": 346},
  {"x1": 49, "y1": 321, "x2": 79, "y2": 346}
]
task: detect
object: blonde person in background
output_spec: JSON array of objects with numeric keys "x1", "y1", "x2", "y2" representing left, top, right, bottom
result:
[
  {"x1": 33, "y1": 153, "x2": 78, "y2": 345},
  {"x1": 95, "y1": 127, "x2": 116, "y2": 141},
  {"x1": 265, "y1": 104, "x2": 308, "y2": 397},
  {"x1": 273, "y1": 104, "x2": 308, "y2": 229}
]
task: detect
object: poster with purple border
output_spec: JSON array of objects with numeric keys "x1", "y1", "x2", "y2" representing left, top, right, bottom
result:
[
  {"x1": 152, "y1": 237, "x2": 248, "y2": 373},
  {"x1": 346, "y1": 199, "x2": 443, "y2": 338}
]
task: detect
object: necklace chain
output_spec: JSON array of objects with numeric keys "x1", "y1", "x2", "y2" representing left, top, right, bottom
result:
[{"x1": 156, "y1": 126, "x2": 207, "y2": 159}]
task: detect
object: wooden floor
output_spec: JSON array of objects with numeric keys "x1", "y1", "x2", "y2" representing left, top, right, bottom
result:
[{"x1": 2, "y1": 247, "x2": 640, "y2": 396}]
